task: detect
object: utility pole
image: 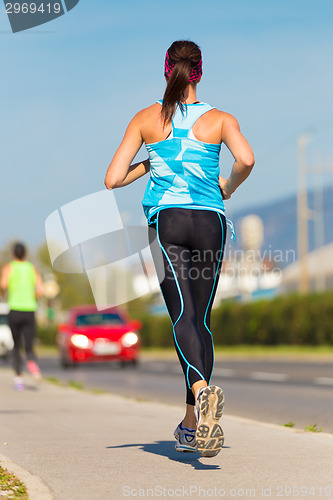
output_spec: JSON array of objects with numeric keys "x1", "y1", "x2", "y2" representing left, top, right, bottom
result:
[
  {"x1": 297, "y1": 135, "x2": 311, "y2": 293},
  {"x1": 314, "y1": 169, "x2": 325, "y2": 291},
  {"x1": 308, "y1": 161, "x2": 333, "y2": 292}
]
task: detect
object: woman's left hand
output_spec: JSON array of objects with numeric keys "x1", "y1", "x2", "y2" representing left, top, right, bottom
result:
[{"x1": 218, "y1": 176, "x2": 232, "y2": 200}]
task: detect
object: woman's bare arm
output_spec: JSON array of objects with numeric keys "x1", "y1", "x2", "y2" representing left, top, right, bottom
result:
[
  {"x1": 34, "y1": 268, "x2": 44, "y2": 299},
  {"x1": 109, "y1": 159, "x2": 150, "y2": 188},
  {"x1": 104, "y1": 112, "x2": 148, "y2": 189},
  {"x1": 219, "y1": 114, "x2": 255, "y2": 199},
  {"x1": 0, "y1": 264, "x2": 10, "y2": 292}
]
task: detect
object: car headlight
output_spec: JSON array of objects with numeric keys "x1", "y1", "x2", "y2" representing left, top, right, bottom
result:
[
  {"x1": 71, "y1": 334, "x2": 90, "y2": 349},
  {"x1": 122, "y1": 332, "x2": 139, "y2": 348}
]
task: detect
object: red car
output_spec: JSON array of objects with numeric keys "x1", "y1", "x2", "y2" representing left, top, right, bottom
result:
[{"x1": 57, "y1": 305, "x2": 142, "y2": 368}]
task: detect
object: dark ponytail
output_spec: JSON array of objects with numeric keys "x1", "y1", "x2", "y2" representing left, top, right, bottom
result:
[{"x1": 161, "y1": 40, "x2": 202, "y2": 126}]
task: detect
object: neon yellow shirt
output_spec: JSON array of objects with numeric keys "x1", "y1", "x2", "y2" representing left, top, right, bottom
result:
[{"x1": 8, "y1": 260, "x2": 37, "y2": 312}]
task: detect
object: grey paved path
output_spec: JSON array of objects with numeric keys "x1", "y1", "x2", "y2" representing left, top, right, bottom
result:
[{"x1": 1, "y1": 368, "x2": 332, "y2": 500}]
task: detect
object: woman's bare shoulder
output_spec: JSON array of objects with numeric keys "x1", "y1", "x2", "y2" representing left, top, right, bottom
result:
[
  {"x1": 207, "y1": 109, "x2": 240, "y2": 133},
  {"x1": 210, "y1": 108, "x2": 237, "y2": 121},
  {"x1": 1, "y1": 262, "x2": 11, "y2": 272},
  {"x1": 133, "y1": 103, "x2": 162, "y2": 122},
  {"x1": 131, "y1": 103, "x2": 164, "y2": 142}
]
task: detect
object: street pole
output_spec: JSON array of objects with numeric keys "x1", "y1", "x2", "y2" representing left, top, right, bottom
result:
[
  {"x1": 297, "y1": 135, "x2": 311, "y2": 294},
  {"x1": 308, "y1": 161, "x2": 333, "y2": 292},
  {"x1": 314, "y1": 169, "x2": 325, "y2": 291}
]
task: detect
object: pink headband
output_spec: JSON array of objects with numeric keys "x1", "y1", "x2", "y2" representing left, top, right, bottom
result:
[{"x1": 164, "y1": 50, "x2": 203, "y2": 82}]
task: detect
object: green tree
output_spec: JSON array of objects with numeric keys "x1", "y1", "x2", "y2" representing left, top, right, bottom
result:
[{"x1": 37, "y1": 242, "x2": 95, "y2": 310}]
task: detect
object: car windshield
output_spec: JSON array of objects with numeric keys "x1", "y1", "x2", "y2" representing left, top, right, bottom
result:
[
  {"x1": 75, "y1": 313, "x2": 124, "y2": 327},
  {"x1": 0, "y1": 314, "x2": 8, "y2": 325}
]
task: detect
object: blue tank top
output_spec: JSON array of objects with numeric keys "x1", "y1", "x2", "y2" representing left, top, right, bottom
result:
[{"x1": 142, "y1": 100, "x2": 236, "y2": 239}]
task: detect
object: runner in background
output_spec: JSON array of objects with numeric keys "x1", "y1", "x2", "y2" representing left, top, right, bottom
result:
[{"x1": 0, "y1": 242, "x2": 44, "y2": 390}]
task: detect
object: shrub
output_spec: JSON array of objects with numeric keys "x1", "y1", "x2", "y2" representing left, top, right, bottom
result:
[
  {"x1": 138, "y1": 291, "x2": 333, "y2": 347},
  {"x1": 37, "y1": 325, "x2": 58, "y2": 346},
  {"x1": 36, "y1": 291, "x2": 333, "y2": 347}
]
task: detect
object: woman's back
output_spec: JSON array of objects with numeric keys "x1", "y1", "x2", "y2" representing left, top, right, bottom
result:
[
  {"x1": 141, "y1": 101, "x2": 226, "y2": 224},
  {"x1": 139, "y1": 102, "x2": 226, "y2": 146},
  {"x1": 8, "y1": 260, "x2": 37, "y2": 312}
]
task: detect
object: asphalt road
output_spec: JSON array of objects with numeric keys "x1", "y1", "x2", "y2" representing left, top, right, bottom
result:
[{"x1": 13, "y1": 355, "x2": 330, "y2": 434}]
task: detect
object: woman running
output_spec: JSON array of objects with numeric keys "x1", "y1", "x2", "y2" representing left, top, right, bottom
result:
[
  {"x1": 105, "y1": 40, "x2": 254, "y2": 457},
  {"x1": 0, "y1": 242, "x2": 44, "y2": 390}
]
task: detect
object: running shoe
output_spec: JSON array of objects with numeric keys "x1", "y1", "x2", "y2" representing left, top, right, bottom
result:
[
  {"x1": 14, "y1": 376, "x2": 24, "y2": 391},
  {"x1": 174, "y1": 421, "x2": 197, "y2": 453},
  {"x1": 27, "y1": 361, "x2": 42, "y2": 382},
  {"x1": 195, "y1": 385, "x2": 225, "y2": 457}
]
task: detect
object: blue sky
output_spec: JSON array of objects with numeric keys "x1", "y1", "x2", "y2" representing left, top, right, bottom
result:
[{"x1": 1, "y1": 0, "x2": 333, "y2": 248}]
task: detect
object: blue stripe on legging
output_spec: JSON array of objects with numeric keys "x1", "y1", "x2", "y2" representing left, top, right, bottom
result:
[
  {"x1": 156, "y1": 211, "x2": 205, "y2": 389},
  {"x1": 203, "y1": 212, "x2": 224, "y2": 385}
]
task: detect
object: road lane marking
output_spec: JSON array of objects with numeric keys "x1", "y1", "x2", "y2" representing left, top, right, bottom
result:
[
  {"x1": 146, "y1": 363, "x2": 167, "y2": 372},
  {"x1": 146, "y1": 363, "x2": 182, "y2": 374},
  {"x1": 213, "y1": 368, "x2": 235, "y2": 377},
  {"x1": 170, "y1": 365, "x2": 182, "y2": 373},
  {"x1": 315, "y1": 377, "x2": 333, "y2": 386},
  {"x1": 145, "y1": 365, "x2": 333, "y2": 386},
  {"x1": 250, "y1": 372, "x2": 288, "y2": 382}
]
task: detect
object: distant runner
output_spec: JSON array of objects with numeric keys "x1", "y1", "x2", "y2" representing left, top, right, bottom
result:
[
  {"x1": 0, "y1": 242, "x2": 44, "y2": 390},
  {"x1": 105, "y1": 40, "x2": 254, "y2": 457}
]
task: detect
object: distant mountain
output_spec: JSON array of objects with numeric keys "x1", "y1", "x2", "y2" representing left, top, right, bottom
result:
[
  {"x1": 113, "y1": 180, "x2": 333, "y2": 270},
  {"x1": 231, "y1": 184, "x2": 333, "y2": 268}
]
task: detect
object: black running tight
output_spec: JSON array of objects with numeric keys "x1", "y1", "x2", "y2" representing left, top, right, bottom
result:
[
  {"x1": 8, "y1": 310, "x2": 37, "y2": 376},
  {"x1": 148, "y1": 208, "x2": 227, "y2": 406}
]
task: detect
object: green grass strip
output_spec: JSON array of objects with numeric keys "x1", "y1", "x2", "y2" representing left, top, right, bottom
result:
[
  {"x1": 141, "y1": 344, "x2": 333, "y2": 360},
  {"x1": 0, "y1": 464, "x2": 28, "y2": 499}
]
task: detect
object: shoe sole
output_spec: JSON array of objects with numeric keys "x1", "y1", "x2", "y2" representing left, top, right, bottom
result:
[
  {"x1": 174, "y1": 428, "x2": 197, "y2": 453},
  {"x1": 195, "y1": 386, "x2": 225, "y2": 458},
  {"x1": 175, "y1": 443, "x2": 197, "y2": 453}
]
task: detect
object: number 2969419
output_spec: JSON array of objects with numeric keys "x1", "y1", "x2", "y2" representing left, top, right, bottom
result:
[{"x1": 6, "y1": 3, "x2": 62, "y2": 15}]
